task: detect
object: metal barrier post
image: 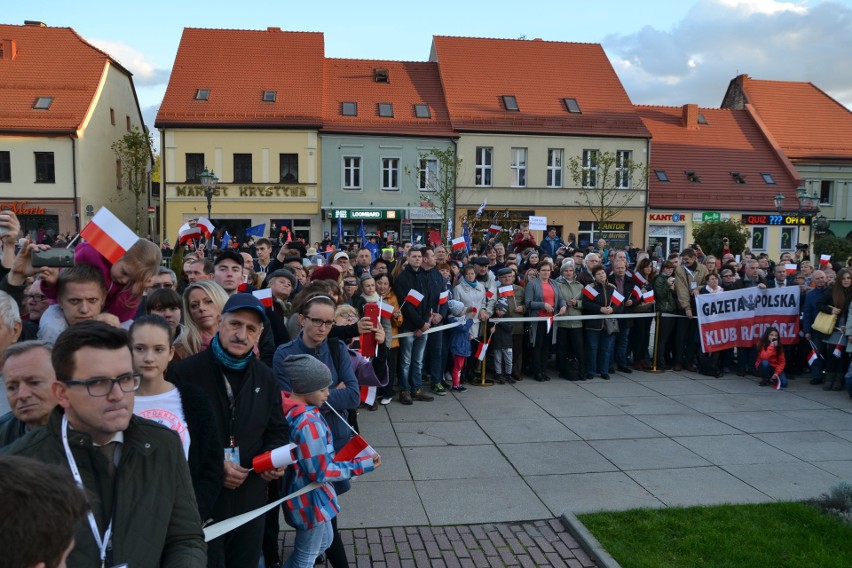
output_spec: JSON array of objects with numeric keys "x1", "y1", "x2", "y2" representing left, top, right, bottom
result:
[
  {"x1": 471, "y1": 319, "x2": 494, "y2": 387},
  {"x1": 649, "y1": 311, "x2": 666, "y2": 373}
]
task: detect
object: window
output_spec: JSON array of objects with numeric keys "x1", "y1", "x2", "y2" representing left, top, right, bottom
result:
[
  {"x1": 381, "y1": 158, "x2": 400, "y2": 190},
  {"x1": 751, "y1": 227, "x2": 767, "y2": 251},
  {"x1": 761, "y1": 173, "x2": 776, "y2": 184},
  {"x1": 563, "y1": 98, "x2": 581, "y2": 113},
  {"x1": 655, "y1": 170, "x2": 670, "y2": 182},
  {"x1": 582, "y1": 149, "x2": 598, "y2": 188},
  {"x1": 262, "y1": 90, "x2": 276, "y2": 102},
  {"x1": 685, "y1": 171, "x2": 701, "y2": 183},
  {"x1": 195, "y1": 89, "x2": 209, "y2": 101},
  {"x1": 820, "y1": 180, "x2": 833, "y2": 205},
  {"x1": 510, "y1": 148, "x2": 527, "y2": 187},
  {"x1": 342, "y1": 102, "x2": 357, "y2": 116},
  {"x1": 414, "y1": 104, "x2": 431, "y2": 119},
  {"x1": 110, "y1": 108, "x2": 116, "y2": 125},
  {"x1": 0, "y1": 151, "x2": 10, "y2": 182},
  {"x1": 233, "y1": 154, "x2": 252, "y2": 183},
  {"x1": 343, "y1": 156, "x2": 361, "y2": 189},
  {"x1": 502, "y1": 95, "x2": 519, "y2": 112},
  {"x1": 126, "y1": 116, "x2": 131, "y2": 132},
  {"x1": 780, "y1": 227, "x2": 797, "y2": 251},
  {"x1": 419, "y1": 158, "x2": 438, "y2": 191},
  {"x1": 32, "y1": 97, "x2": 53, "y2": 110},
  {"x1": 34, "y1": 152, "x2": 55, "y2": 183},
  {"x1": 698, "y1": 114, "x2": 708, "y2": 125},
  {"x1": 115, "y1": 160, "x2": 122, "y2": 189},
  {"x1": 279, "y1": 154, "x2": 298, "y2": 183},
  {"x1": 475, "y1": 147, "x2": 493, "y2": 187},
  {"x1": 615, "y1": 150, "x2": 632, "y2": 189},
  {"x1": 185, "y1": 153, "x2": 205, "y2": 182},
  {"x1": 378, "y1": 103, "x2": 394, "y2": 117},
  {"x1": 731, "y1": 172, "x2": 746, "y2": 184},
  {"x1": 547, "y1": 149, "x2": 563, "y2": 188}
]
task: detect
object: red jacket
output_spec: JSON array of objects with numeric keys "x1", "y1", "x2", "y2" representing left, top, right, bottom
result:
[{"x1": 755, "y1": 343, "x2": 785, "y2": 375}]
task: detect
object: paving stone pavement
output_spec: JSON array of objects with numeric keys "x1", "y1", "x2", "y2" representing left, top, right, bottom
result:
[{"x1": 281, "y1": 518, "x2": 597, "y2": 568}]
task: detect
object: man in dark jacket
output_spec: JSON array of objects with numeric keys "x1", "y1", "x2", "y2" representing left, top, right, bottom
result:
[
  {"x1": 423, "y1": 247, "x2": 449, "y2": 395},
  {"x1": 0, "y1": 341, "x2": 56, "y2": 447},
  {"x1": 168, "y1": 294, "x2": 288, "y2": 568},
  {"x1": 2, "y1": 321, "x2": 206, "y2": 568},
  {"x1": 608, "y1": 259, "x2": 637, "y2": 373},
  {"x1": 392, "y1": 246, "x2": 434, "y2": 404}
]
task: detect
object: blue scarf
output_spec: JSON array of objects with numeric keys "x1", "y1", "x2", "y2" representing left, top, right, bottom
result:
[
  {"x1": 210, "y1": 333, "x2": 252, "y2": 371},
  {"x1": 462, "y1": 277, "x2": 478, "y2": 289}
]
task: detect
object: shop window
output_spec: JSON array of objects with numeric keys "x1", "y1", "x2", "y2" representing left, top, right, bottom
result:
[
  {"x1": 751, "y1": 227, "x2": 767, "y2": 251},
  {"x1": 780, "y1": 227, "x2": 797, "y2": 251}
]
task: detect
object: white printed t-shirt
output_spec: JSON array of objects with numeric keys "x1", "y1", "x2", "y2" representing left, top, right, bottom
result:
[{"x1": 134, "y1": 387, "x2": 191, "y2": 459}]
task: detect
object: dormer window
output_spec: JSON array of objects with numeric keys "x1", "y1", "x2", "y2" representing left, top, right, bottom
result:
[
  {"x1": 685, "y1": 170, "x2": 701, "y2": 183},
  {"x1": 761, "y1": 173, "x2": 776, "y2": 184},
  {"x1": 262, "y1": 91, "x2": 277, "y2": 102},
  {"x1": 195, "y1": 89, "x2": 210, "y2": 101},
  {"x1": 33, "y1": 97, "x2": 53, "y2": 110},
  {"x1": 563, "y1": 98, "x2": 582, "y2": 113},
  {"x1": 655, "y1": 170, "x2": 670, "y2": 182},
  {"x1": 697, "y1": 114, "x2": 708, "y2": 125},
  {"x1": 731, "y1": 172, "x2": 746, "y2": 184},
  {"x1": 378, "y1": 103, "x2": 394, "y2": 118},
  {"x1": 374, "y1": 68, "x2": 389, "y2": 83},
  {"x1": 502, "y1": 95, "x2": 519, "y2": 112},
  {"x1": 341, "y1": 102, "x2": 357, "y2": 116},
  {"x1": 414, "y1": 104, "x2": 431, "y2": 119}
]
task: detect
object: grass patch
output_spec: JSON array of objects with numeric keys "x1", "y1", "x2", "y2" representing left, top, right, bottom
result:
[{"x1": 579, "y1": 502, "x2": 852, "y2": 568}]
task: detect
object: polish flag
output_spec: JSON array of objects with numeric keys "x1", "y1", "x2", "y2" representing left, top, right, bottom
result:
[
  {"x1": 79, "y1": 207, "x2": 139, "y2": 264},
  {"x1": 475, "y1": 340, "x2": 489, "y2": 361},
  {"x1": 583, "y1": 285, "x2": 599, "y2": 300},
  {"x1": 405, "y1": 289, "x2": 424, "y2": 307},
  {"x1": 546, "y1": 315, "x2": 555, "y2": 334},
  {"x1": 488, "y1": 225, "x2": 502, "y2": 235},
  {"x1": 360, "y1": 386, "x2": 377, "y2": 406},
  {"x1": 785, "y1": 263, "x2": 798, "y2": 275},
  {"x1": 485, "y1": 288, "x2": 495, "y2": 300},
  {"x1": 632, "y1": 271, "x2": 648, "y2": 286},
  {"x1": 252, "y1": 288, "x2": 273, "y2": 308},
  {"x1": 625, "y1": 270, "x2": 634, "y2": 279},
  {"x1": 438, "y1": 290, "x2": 449, "y2": 305},
  {"x1": 451, "y1": 237, "x2": 467, "y2": 251},
  {"x1": 196, "y1": 217, "x2": 215, "y2": 238},
  {"x1": 834, "y1": 343, "x2": 843, "y2": 358},
  {"x1": 820, "y1": 254, "x2": 831, "y2": 266},
  {"x1": 252, "y1": 443, "x2": 297, "y2": 473},
  {"x1": 808, "y1": 349, "x2": 819, "y2": 366},
  {"x1": 631, "y1": 287, "x2": 642, "y2": 302},
  {"x1": 334, "y1": 434, "x2": 377, "y2": 462},
  {"x1": 178, "y1": 221, "x2": 202, "y2": 244},
  {"x1": 498, "y1": 285, "x2": 514, "y2": 298},
  {"x1": 774, "y1": 377, "x2": 783, "y2": 391},
  {"x1": 377, "y1": 301, "x2": 394, "y2": 319},
  {"x1": 642, "y1": 290, "x2": 655, "y2": 303},
  {"x1": 611, "y1": 290, "x2": 625, "y2": 307}
]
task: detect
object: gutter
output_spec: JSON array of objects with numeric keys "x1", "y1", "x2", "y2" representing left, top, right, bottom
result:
[{"x1": 71, "y1": 136, "x2": 80, "y2": 233}]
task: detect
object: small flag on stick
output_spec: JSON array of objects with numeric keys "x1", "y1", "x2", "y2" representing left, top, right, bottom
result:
[
  {"x1": 251, "y1": 443, "x2": 297, "y2": 473},
  {"x1": 404, "y1": 289, "x2": 424, "y2": 307},
  {"x1": 611, "y1": 290, "x2": 625, "y2": 307},
  {"x1": 360, "y1": 386, "x2": 377, "y2": 406},
  {"x1": 252, "y1": 288, "x2": 273, "y2": 308},
  {"x1": 79, "y1": 207, "x2": 140, "y2": 264},
  {"x1": 334, "y1": 434, "x2": 377, "y2": 462},
  {"x1": 583, "y1": 285, "x2": 599, "y2": 300}
]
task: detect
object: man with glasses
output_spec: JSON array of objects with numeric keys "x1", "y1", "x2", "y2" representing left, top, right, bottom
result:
[
  {"x1": 21, "y1": 279, "x2": 51, "y2": 339},
  {"x1": 2, "y1": 321, "x2": 206, "y2": 566}
]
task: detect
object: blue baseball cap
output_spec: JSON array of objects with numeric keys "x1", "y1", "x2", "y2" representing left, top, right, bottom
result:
[{"x1": 221, "y1": 293, "x2": 268, "y2": 323}]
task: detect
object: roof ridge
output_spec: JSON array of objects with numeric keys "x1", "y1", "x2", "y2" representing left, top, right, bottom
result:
[
  {"x1": 326, "y1": 57, "x2": 433, "y2": 65},
  {"x1": 432, "y1": 34, "x2": 600, "y2": 46},
  {"x1": 183, "y1": 27, "x2": 323, "y2": 35}
]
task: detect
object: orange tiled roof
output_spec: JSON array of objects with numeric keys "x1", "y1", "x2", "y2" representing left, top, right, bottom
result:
[
  {"x1": 322, "y1": 59, "x2": 454, "y2": 138},
  {"x1": 725, "y1": 75, "x2": 852, "y2": 161},
  {"x1": 430, "y1": 36, "x2": 650, "y2": 138},
  {"x1": 636, "y1": 105, "x2": 801, "y2": 211},
  {"x1": 0, "y1": 24, "x2": 127, "y2": 134},
  {"x1": 156, "y1": 28, "x2": 324, "y2": 129}
]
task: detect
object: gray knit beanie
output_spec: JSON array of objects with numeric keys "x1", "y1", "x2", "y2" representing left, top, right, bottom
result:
[{"x1": 283, "y1": 354, "x2": 332, "y2": 394}]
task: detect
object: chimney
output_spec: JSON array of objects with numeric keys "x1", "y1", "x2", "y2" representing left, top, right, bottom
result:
[
  {"x1": 24, "y1": 20, "x2": 46, "y2": 27},
  {"x1": 267, "y1": 27, "x2": 281, "y2": 32},
  {"x1": 682, "y1": 104, "x2": 699, "y2": 129},
  {"x1": 0, "y1": 39, "x2": 16, "y2": 60}
]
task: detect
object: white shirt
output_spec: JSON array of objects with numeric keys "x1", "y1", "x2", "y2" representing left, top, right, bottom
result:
[{"x1": 134, "y1": 387, "x2": 191, "y2": 459}]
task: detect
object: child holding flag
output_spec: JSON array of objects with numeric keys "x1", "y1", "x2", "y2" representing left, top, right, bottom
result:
[
  {"x1": 279, "y1": 354, "x2": 381, "y2": 568},
  {"x1": 446, "y1": 300, "x2": 474, "y2": 392}
]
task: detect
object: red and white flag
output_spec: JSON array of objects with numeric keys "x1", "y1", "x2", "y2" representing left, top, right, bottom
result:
[
  {"x1": 834, "y1": 343, "x2": 843, "y2": 358},
  {"x1": 252, "y1": 288, "x2": 273, "y2": 308},
  {"x1": 774, "y1": 376, "x2": 783, "y2": 390},
  {"x1": 451, "y1": 236, "x2": 467, "y2": 251},
  {"x1": 178, "y1": 221, "x2": 202, "y2": 244},
  {"x1": 632, "y1": 271, "x2": 647, "y2": 286},
  {"x1": 546, "y1": 314, "x2": 555, "y2": 334},
  {"x1": 475, "y1": 339, "x2": 489, "y2": 361},
  {"x1": 808, "y1": 349, "x2": 819, "y2": 366},
  {"x1": 820, "y1": 254, "x2": 831, "y2": 266},
  {"x1": 631, "y1": 287, "x2": 642, "y2": 301},
  {"x1": 377, "y1": 301, "x2": 394, "y2": 319},
  {"x1": 79, "y1": 207, "x2": 139, "y2": 264},
  {"x1": 642, "y1": 290, "x2": 655, "y2": 303},
  {"x1": 252, "y1": 443, "x2": 296, "y2": 473},
  {"x1": 333, "y1": 434, "x2": 377, "y2": 462},
  {"x1": 485, "y1": 288, "x2": 495, "y2": 300},
  {"x1": 488, "y1": 225, "x2": 502, "y2": 235},
  {"x1": 785, "y1": 263, "x2": 798, "y2": 275},
  {"x1": 498, "y1": 285, "x2": 514, "y2": 298},
  {"x1": 196, "y1": 217, "x2": 215, "y2": 238},
  {"x1": 438, "y1": 290, "x2": 449, "y2": 305},
  {"x1": 583, "y1": 285, "x2": 599, "y2": 300},
  {"x1": 611, "y1": 290, "x2": 625, "y2": 307},
  {"x1": 405, "y1": 289, "x2": 424, "y2": 307},
  {"x1": 360, "y1": 386, "x2": 377, "y2": 406}
]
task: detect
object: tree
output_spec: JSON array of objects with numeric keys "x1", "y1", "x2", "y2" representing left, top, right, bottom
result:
[
  {"x1": 405, "y1": 147, "x2": 460, "y2": 240},
  {"x1": 112, "y1": 126, "x2": 153, "y2": 234},
  {"x1": 568, "y1": 150, "x2": 648, "y2": 224},
  {"x1": 814, "y1": 235, "x2": 852, "y2": 265},
  {"x1": 692, "y1": 219, "x2": 752, "y2": 257}
]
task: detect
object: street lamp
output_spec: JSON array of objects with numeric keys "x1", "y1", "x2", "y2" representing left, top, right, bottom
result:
[
  {"x1": 775, "y1": 184, "x2": 825, "y2": 251},
  {"x1": 198, "y1": 166, "x2": 219, "y2": 221}
]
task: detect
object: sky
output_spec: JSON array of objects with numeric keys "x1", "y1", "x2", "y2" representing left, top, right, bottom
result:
[{"x1": 8, "y1": 0, "x2": 852, "y2": 148}]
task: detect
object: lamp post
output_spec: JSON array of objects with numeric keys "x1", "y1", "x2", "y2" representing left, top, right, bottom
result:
[
  {"x1": 774, "y1": 184, "x2": 823, "y2": 252},
  {"x1": 198, "y1": 166, "x2": 218, "y2": 257}
]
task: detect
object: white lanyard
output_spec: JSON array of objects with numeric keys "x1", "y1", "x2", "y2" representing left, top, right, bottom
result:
[{"x1": 62, "y1": 415, "x2": 113, "y2": 567}]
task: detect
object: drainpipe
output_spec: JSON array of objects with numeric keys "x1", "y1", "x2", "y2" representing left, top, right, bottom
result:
[
  {"x1": 160, "y1": 129, "x2": 166, "y2": 243},
  {"x1": 71, "y1": 136, "x2": 80, "y2": 233},
  {"x1": 642, "y1": 137, "x2": 651, "y2": 250},
  {"x1": 451, "y1": 138, "x2": 459, "y2": 241}
]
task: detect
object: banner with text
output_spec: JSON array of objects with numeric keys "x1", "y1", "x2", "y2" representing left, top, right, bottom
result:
[{"x1": 696, "y1": 287, "x2": 800, "y2": 353}]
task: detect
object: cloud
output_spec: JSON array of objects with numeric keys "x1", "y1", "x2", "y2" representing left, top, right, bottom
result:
[
  {"x1": 603, "y1": 0, "x2": 852, "y2": 108},
  {"x1": 88, "y1": 39, "x2": 171, "y2": 87}
]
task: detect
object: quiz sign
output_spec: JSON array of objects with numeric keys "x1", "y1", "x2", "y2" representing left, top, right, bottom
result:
[{"x1": 696, "y1": 287, "x2": 800, "y2": 353}]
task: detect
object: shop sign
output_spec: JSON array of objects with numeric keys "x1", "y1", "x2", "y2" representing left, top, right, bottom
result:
[
  {"x1": 333, "y1": 209, "x2": 400, "y2": 220},
  {"x1": 692, "y1": 212, "x2": 732, "y2": 223},
  {"x1": 648, "y1": 213, "x2": 686, "y2": 222},
  {"x1": 173, "y1": 185, "x2": 311, "y2": 198},
  {"x1": 598, "y1": 222, "x2": 629, "y2": 231},
  {"x1": 408, "y1": 208, "x2": 442, "y2": 220},
  {"x1": 0, "y1": 200, "x2": 46, "y2": 215},
  {"x1": 740, "y1": 214, "x2": 810, "y2": 226}
]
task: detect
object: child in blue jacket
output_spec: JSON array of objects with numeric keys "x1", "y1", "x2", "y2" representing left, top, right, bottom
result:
[
  {"x1": 279, "y1": 354, "x2": 381, "y2": 568},
  {"x1": 447, "y1": 300, "x2": 475, "y2": 392}
]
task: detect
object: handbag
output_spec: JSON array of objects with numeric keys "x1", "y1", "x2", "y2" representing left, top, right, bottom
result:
[
  {"x1": 812, "y1": 310, "x2": 838, "y2": 335},
  {"x1": 604, "y1": 317, "x2": 619, "y2": 335}
]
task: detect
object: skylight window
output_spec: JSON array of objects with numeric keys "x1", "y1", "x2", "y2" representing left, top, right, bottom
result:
[
  {"x1": 195, "y1": 89, "x2": 210, "y2": 101},
  {"x1": 378, "y1": 103, "x2": 394, "y2": 117},
  {"x1": 374, "y1": 68, "x2": 389, "y2": 83},
  {"x1": 731, "y1": 172, "x2": 746, "y2": 184},
  {"x1": 341, "y1": 102, "x2": 357, "y2": 116},
  {"x1": 685, "y1": 171, "x2": 702, "y2": 183},
  {"x1": 655, "y1": 170, "x2": 670, "y2": 182},
  {"x1": 563, "y1": 98, "x2": 582, "y2": 113},
  {"x1": 761, "y1": 173, "x2": 776, "y2": 184},
  {"x1": 502, "y1": 95, "x2": 519, "y2": 112},
  {"x1": 414, "y1": 104, "x2": 431, "y2": 119},
  {"x1": 262, "y1": 90, "x2": 277, "y2": 102},
  {"x1": 32, "y1": 97, "x2": 53, "y2": 110},
  {"x1": 697, "y1": 114, "x2": 708, "y2": 125}
]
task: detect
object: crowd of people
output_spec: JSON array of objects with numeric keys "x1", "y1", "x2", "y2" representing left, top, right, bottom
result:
[{"x1": 0, "y1": 208, "x2": 850, "y2": 567}]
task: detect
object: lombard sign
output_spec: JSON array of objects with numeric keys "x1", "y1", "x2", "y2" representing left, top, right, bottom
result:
[
  {"x1": 333, "y1": 209, "x2": 400, "y2": 220},
  {"x1": 648, "y1": 213, "x2": 686, "y2": 222}
]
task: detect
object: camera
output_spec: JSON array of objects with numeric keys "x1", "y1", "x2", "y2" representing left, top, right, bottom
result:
[
  {"x1": 795, "y1": 243, "x2": 809, "y2": 250},
  {"x1": 32, "y1": 248, "x2": 75, "y2": 268}
]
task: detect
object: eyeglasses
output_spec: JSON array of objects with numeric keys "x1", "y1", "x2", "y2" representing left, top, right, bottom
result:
[
  {"x1": 149, "y1": 283, "x2": 175, "y2": 289},
  {"x1": 304, "y1": 316, "x2": 335, "y2": 329},
  {"x1": 65, "y1": 372, "x2": 142, "y2": 397},
  {"x1": 343, "y1": 281, "x2": 358, "y2": 286},
  {"x1": 25, "y1": 294, "x2": 48, "y2": 302}
]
